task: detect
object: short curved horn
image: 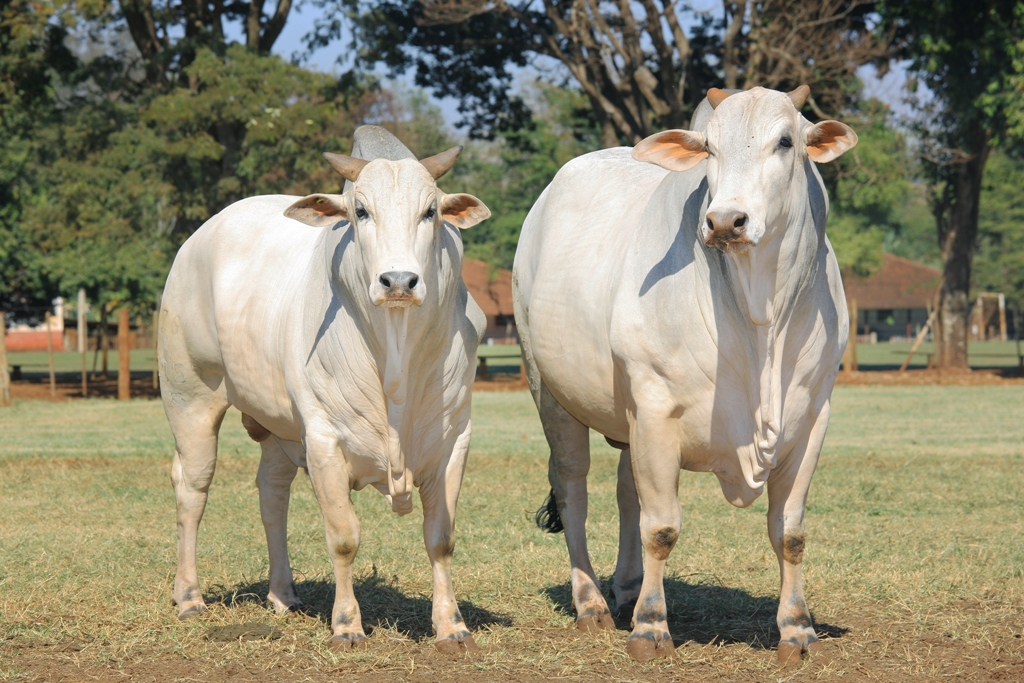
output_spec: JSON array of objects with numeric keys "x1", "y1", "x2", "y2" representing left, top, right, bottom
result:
[
  {"x1": 323, "y1": 152, "x2": 369, "y2": 181},
  {"x1": 420, "y1": 145, "x2": 463, "y2": 179},
  {"x1": 788, "y1": 84, "x2": 810, "y2": 110},
  {"x1": 707, "y1": 88, "x2": 731, "y2": 109}
]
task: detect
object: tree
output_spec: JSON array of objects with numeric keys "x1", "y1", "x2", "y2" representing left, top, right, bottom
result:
[
  {"x1": 823, "y1": 99, "x2": 912, "y2": 275},
  {"x1": 450, "y1": 84, "x2": 602, "y2": 268},
  {"x1": 0, "y1": 0, "x2": 83, "y2": 314},
  {"x1": 880, "y1": 0, "x2": 1023, "y2": 368},
  {"x1": 19, "y1": 45, "x2": 361, "y2": 311},
  {"x1": 974, "y1": 151, "x2": 1024, "y2": 317},
  {"x1": 323, "y1": 0, "x2": 891, "y2": 143}
]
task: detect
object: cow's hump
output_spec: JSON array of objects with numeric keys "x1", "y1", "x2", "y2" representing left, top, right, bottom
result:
[{"x1": 344, "y1": 125, "x2": 416, "y2": 192}]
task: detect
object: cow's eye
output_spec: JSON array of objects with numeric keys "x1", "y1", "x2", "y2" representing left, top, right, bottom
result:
[
  {"x1": 779, "y1": 136, "x2": 793, "y2": 149},
  {"x1": 423, "y1": 207, "x2": 436, "y2": 221},
  {"x1": 355, "y1": 207, "x2": 369, "y2": 221}
]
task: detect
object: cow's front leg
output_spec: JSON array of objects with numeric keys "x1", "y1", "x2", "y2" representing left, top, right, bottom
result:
[
  {"x1": 420, "y1": 427, "x2": 478, "y2": 654},
  {"x1": 767, "y1": 405, "x2": 829, "y2": 664},
  {"x1": 625, "y1": 410, "x2": 680, "y2": 661},
  {"x1": 612, "y1": 446, "x2": 643, "y2": 617},
  {"x1": 306, "y1": 436, "x2": 366, "y2": 651},
  {"x1": 256, "y1": 437, "x2": 302, "y2": 613},
  {"x1": 538, "y1": 384, "x2": 614, "y2": 632}
]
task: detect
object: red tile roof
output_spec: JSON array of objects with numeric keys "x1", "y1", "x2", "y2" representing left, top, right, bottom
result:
[
  {"x1": 842, "y1": 253, "x2": 941, "y2": 309},
  {"x1": 461, "y1": 258, "x2": 514, "y2": 317}
]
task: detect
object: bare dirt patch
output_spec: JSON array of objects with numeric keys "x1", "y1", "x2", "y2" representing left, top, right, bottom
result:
[
  {"x1": 9, "y1": 372, "x2": 161, "y2": 401},
  {"x1": 4, "y1": 612, "x2": 1023, "y2": 683}
]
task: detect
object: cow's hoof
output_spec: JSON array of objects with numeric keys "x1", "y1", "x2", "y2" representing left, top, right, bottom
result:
[
  {"x1": 576, "y1": 612, "x2": 615, "y2": 632},
  {"x1": 328, "y1": 633, "x2": 368, "y2": 652},
  {"x1": 777, "y1": 637, "x2": 820, "y2": 665},
  {"x1": 626, "y1": 635, "x2": 675, "y2": 662},
  {"x1": 270, "y1": 601, "x2": 303, "y2": 615},
  {"x1": 434, "y1": 634, "x2": 479, "y2": 654},
  {"x1": 177, "y1": 604, "x2": 206, "y2": 620}
]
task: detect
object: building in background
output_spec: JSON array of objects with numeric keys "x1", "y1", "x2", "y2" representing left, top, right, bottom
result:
[
  {"x1": 461, "y1": 259, "x2": 517, "y2": 344},
  {"x1": 2, "y1": 298, "x2": 64, "y2": 352},
  {"x1": 843, "y1": 254, "x2": 941, "y2": 343}
]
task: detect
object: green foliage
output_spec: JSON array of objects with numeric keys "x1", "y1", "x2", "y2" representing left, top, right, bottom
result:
[
  {"x1": 820, "y1": 100, "x2": 912, "y2": 275},
  {"x1": 3, "y1": 36, "x2": 359, "y2": 313},
  {"x1": 447, "y1": 86, "x2": 601, "y2": 270},
  {"x1": 975, "y1": 151, "x2": 1024, "y2": 310}
]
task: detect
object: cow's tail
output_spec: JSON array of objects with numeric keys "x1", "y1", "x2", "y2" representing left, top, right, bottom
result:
[{"x1": 534, "y1": 488, "x2": 564, "y2": 534}]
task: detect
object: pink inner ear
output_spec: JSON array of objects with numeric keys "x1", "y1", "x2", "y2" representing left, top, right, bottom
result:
[{"x1": 807, "y1": 122, "x2": 851, "y2": 148}]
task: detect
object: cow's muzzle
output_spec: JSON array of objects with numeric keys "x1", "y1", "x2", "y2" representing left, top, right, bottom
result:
[
  {"x1": 704, "y1": 210, "x2": 752, "y2": 251},
  {"x1": 377, "y1": 270, "x2": 420, "y2": 307}
]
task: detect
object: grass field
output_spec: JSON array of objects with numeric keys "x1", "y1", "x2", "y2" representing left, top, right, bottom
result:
[{"x1": 1, "y1": 387, "x2": 1023, "y2": 682}]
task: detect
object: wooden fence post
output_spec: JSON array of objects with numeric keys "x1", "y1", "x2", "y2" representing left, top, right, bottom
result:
[
  {"x1": 152, "y1": 308, "x2": 159, "y2": 390},
  {"x1": 847, "y1": 299, "x2": 856, "y2": 374},
  {"x1": 844, "y1": 298, "x2": 858, "y2": 376},
  {"x1": 45, "y1": 312, "x2": 56, "y2": 398},
  {"x1": 118, "y1": 308, "x2": 130, "y2": 400},
  {"x1": 78, "y1": 289, "x2": 88, "y2": 397},
  {"x1": 0, "y1": 311, "x2": 10, "y2": 407},
  {"x1": 100, "y1": 303, "x2": 109, "y2": 379}
]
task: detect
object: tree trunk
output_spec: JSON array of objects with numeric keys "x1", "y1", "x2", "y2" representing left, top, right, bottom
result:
[{"x1": 936, "y1": 124, "x2": 990, "y2": 369}]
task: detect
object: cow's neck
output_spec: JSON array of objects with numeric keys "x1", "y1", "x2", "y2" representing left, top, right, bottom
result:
[
  {"x1": 323, "y1": 225, "x2": 460, "y2": 512},
  {"x1": 722, "y1": 161, "x2": 827, "y2": 465}
]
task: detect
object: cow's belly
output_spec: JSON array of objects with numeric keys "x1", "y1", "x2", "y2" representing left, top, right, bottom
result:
[{"x1": 530, "y1": 291, "x2": 624, "y2": 438}]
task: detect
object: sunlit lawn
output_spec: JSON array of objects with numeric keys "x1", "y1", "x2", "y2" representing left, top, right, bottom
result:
[{"x1": 0, "y1": 386, "x2": 1022, "y2": 681}]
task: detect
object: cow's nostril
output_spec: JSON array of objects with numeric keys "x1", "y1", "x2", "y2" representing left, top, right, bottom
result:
[
  {"x1": 706, "y1": 216, "x2": 714, "y2": 232},
  {"x1": 409, "y1": 276, "x2": 419, "y2": 289},
  {"x1": 734, "y1": 214, "x2": 747, "y2": 229},
  {"x1": 379, "y1": 275, "x2": 392, "y2": 288}
]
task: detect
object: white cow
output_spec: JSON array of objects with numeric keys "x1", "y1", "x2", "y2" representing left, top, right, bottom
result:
[
  {"x1": 513, "y1": 87, "x2": 856, "y2": 662},
  {"x1": 159, "y1": 126, "x2": 489, "y2": 653}
]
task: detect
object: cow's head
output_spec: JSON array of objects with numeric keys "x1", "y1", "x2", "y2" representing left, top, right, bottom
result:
[
  {"x1": 632, "y1": 86, "x2": 857, "y2": 251},
  {"x1": 283, "y1": 147, "x2": 490, "y2": 307}
]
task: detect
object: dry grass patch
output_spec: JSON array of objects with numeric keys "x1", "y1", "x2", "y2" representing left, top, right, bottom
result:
[{"x1": 1, "y1": 387, "x2": 1023, "y2": 681}]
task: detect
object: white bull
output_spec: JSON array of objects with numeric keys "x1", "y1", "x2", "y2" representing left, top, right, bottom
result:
[
  {"x1": 159, "y1": 126, "x2": 489, "y2": 652},
  {"x1": 513, "y1": 87, "x2": 857, "y2": 662}
]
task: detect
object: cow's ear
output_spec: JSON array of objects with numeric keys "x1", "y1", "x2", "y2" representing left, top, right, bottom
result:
[
  {"x1": 284, "y1": 194, "x2": 348, "y2": 227},
  {"x1": 632, "y1": 130, "x2": 708, "y2": 172},
  {"x1": 805, "y1": 121, "x2": 858, "y2": 163},
  {"x1": 440, "y1": 193, "x2": 491, "y2": 229}
]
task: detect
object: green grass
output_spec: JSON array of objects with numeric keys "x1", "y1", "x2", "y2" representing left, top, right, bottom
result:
[
  {"x1": 1, "y1": 387, "x2": 1023, "y2": 681},
  {"x1": 6, "y1": 349, "x2": 158, "y2": 375},
  {"x1": 847, "y1": 339, "x2": 1023, "y2": 369}
]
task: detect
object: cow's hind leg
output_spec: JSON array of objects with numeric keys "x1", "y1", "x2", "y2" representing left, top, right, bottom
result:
[
  {"x1": 612, "y1": 446, "x2": 643, "y2": 617},
  {"x1": 256, "y1": 436, "x2": 302, "y2": 613},
  {"x1": 421, "y1": 426, "x2": 478, "y2": 653},
  {"x1": 767, "y1": 405, "x2": 830, "y2": 664},
  {"x1": 305, "y1": 434, "x2": 366, "y2": 651},
  {"x1": 536, "y1": 384, "x2": 614, "y2": 632},
  {"x1": 165, "y1": 384, "x2": 229, "y2": 619}
]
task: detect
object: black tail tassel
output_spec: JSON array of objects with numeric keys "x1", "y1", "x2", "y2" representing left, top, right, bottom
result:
[{"x1": 534, "y1": 488, "x2": 564, "y2": 534}]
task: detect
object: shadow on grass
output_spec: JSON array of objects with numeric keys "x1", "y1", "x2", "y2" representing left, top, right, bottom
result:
[
  {"x1": 542, "y1": 575, "x2": 848, "y2": 650},
  {"x1": 207, "y1": 567, "x2": 512, "y2": 641}
]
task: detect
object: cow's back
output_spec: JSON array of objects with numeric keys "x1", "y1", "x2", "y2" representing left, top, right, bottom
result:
[{"x1": 514, "y1": 148, "x2": 674, "y2": 438}]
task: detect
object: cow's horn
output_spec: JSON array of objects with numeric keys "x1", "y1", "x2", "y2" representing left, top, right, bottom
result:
[
  {"x1": 420, "y1": 145, "x2": 463, "y2": 180},
  {"x1": 323, "y1": 152, "x2": 369, "y2": 181},
  {"x1": 707, "y1": 88, "x2": 730, "y2": 109},
  {"x1": 788, "y1": 85, "x2": 810, "y2": 110}
]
